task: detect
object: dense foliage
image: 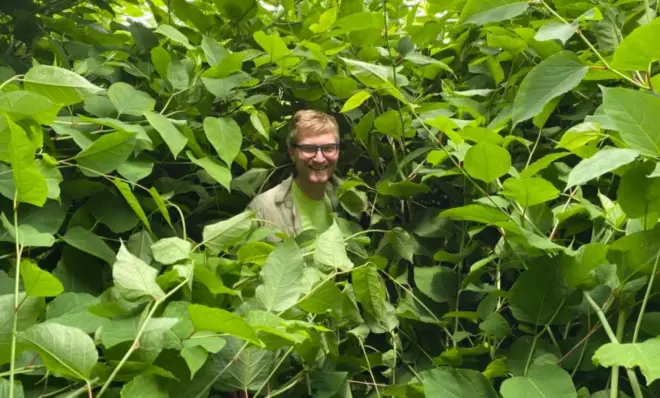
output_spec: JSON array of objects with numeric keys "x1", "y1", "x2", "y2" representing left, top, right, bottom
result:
[{"x1": 1, "y1": 0, "x2": 660, "y2": 396}]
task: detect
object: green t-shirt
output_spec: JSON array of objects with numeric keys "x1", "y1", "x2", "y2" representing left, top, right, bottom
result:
[{"x1": 291, "y1": 181, "x2": 332, "y2": 234}]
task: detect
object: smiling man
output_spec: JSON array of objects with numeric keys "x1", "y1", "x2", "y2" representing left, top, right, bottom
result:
[{"x1": 248, "y1": 109, "x2": 341, "y2": 237}]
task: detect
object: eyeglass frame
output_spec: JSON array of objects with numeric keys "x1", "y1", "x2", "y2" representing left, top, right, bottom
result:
[{"x1": 291, "y1": 143, "x2": 341, "y2": 158}]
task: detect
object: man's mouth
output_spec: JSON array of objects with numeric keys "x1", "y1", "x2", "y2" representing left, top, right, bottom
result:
[{"x1": 309, "y1": 165, "x2": 328, "y2": 171}]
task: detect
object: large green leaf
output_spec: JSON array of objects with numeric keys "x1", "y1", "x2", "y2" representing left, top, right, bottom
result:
[
  {"x1": 188, "y1": 304, "x2": 262, "y2": 347},
  {"x1": 500, "y1": 364, "x2": 577, "y2": 397},
  {"x1": 314, "y1": 221, "x2": 353, "y2": 271},
  {"x1": 611, "y1": 18, "x2": 660, "y2": 71},
  {"x1": 592, "y1": 339, "x2": 660, "y2": 385},
  {"x1": 113, "y1": 242, "x2": 165, "y2": 301},
  {"x1": 143, "y1": 111, "x2": 188, "y2": 158},
  {"x1": 62, "y1": 226, "x2": 116, "y2": 264},
  {"x1": 45, "y1": 292, "x2": 106, "y2": 333},
  {"x1": 7, "y1": 118, "x2": 47, "y2": 207},
  {"x1": 566, "y1": 148, "x2": 639, "y2": 189},
  {"x1": 501, "y1": 177, "x2": 559, "y2": 207},
  {"x1": 255, "y1": 239, "x2": 305, "y2": 312},
  {"x1": 512, "y1": 51, "x2": 589, "y2": 125},
  {"x1": 209, "y1": 336, "x2": 275, "y2": 391},
  {"x1": 460, "y1": 0, "x2": 529, "y2": 25},
  {"x1": 120, "y1": 374, "x2": 168, "y2": 398},
  {"x1": 202, "y1": 211, "x2": 253, "y2": 255},
  {"x1": 297, "y1": 279, "x2": 344, "y2": 315},
  {"x1": 600, "y1": 87, "x2": 660, "y2": 157},
  {"x1": 0, "y1": 293, "x2": 43, "y2": 365},
  {"x1": 20, "y1": 259, "x2": 63, "y2": 297},
  {"x1": 0, "y1": 91, "x2": 60, "y2": 124},
  {"x1": 188, "y1": 151, "x2": 232, "y2": 191},
  {"x1": 112, "y1": 178, "x2": 152, "y2": 232},
  {"x1": 152, "y1": 237, "x2": 192, "y2": 265},
  {"x1": 74, "y1": 131, "x2": 136, "y2": 175},
  {"x1": 203, "y1": 116, "x2": 242, "y2": 167},
  {"x1": 414, "y1": 266, "x2": 458, "y2": 303},
  {"x1": 440, "y1": 204, "x2": 508, "y2": 224},
  {"x1": 23, "y1": 65, "x2": 104, "y2": 105},
  {"x1": 422, "y1": 367, "x2": 498, "y2": 397},
  {"x1": 19, "y1": 323, "x2": 98, "y2": 381},
  {"x1": 617, "y1": 162, "x2": 660, "y2": 219},
  {"x1": 509, "y1": 263, "x2": 569, "y2": 325},
  {"x1": 108, "y1": 82, "x2": 156, "y2": 117},
  {"x1": 464, "y1": 143, "x2": 511, "y2": 182}
]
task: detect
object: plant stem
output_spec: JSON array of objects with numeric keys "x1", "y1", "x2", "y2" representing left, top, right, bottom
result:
[
  {"x1": 195, "y1": 342, "x2": 250, "y2": 398},
  {"x1": 524, "y1": 298, "x2": 567, "y2": 376},
  {"x1": 253, "y1": 347, "x2": 294, "y2": 397},
  {"x1": 583, "y1": 292, "x2": 618, "y2": 342},
  {"x1": 358, "y1": 339, "x2": 381, "y2": 398},
  {"x1": 96, "y1": 264, "x2": 193, "y2": 398},
  {"x1": 538, "y1": 0, "x2": 648, "y2": 90},
  {"x1": 632, "y1": 249, "x2": 660, "y2": 343},
  {"x1": 0, "y1": 364, "x2": 43, "y2": 377},
  {"x1": 611, "y1": 310, "x2": 627, "y2": 398},
  {"x1": 9, "y1": 199, "x2": 22, "y2": 398}
]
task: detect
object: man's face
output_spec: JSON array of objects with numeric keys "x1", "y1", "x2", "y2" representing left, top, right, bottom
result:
[{"x1": 289, "y1": 130, "x2": 339, "y2": 185}]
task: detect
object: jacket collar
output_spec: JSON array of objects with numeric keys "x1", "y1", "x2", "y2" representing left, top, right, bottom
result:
[{"x1": 274, "y1": 175, "x2": 340, "y2": 209}]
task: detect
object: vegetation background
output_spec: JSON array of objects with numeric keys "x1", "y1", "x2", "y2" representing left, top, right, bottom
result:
[{"x1": 1, "y1": 0, "x2": 660, "y2": 397}]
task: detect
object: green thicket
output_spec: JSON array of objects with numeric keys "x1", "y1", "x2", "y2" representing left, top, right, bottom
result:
[{"x1": 1, "y1": 0, "x2": 660, "y2": 397}]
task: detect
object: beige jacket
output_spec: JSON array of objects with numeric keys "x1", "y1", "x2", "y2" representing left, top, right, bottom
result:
[{"x1": 247, "y1": 175, "x2": 339, "y2": 237}]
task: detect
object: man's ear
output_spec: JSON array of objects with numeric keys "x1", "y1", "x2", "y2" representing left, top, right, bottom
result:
[{"x1": 288, "y1": 147, "x2": 295, "y2": 159}]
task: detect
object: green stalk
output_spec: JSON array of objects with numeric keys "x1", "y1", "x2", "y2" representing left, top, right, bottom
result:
[
  {"x1": 253, "y1": 347, "x2": 294, "y2": 397},
  {"x1": 632, "y1": 249, "x2": 660, "y2": 343},
  {"x1": 611, "y1": 310, "x2": 627, "y2": 398},
  {"x1": 524, "y1": 297, "x2": 567, "y2": 376},
  {"x1": 583, "y1": 292, "x2": 618, "y2": 342},
  {"x1": 358, "y1": 339, "x2": 381, "y2": 398},
  {"x1": 9, "y1": 199, "x2": 22, "y2": 398}
]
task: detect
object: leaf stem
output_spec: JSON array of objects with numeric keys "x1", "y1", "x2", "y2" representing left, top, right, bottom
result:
[
  {"x1": 538, "y1": 0, "x2": 648, "y2": 90},
  {"x1": 523, "y1": 297, "x2": 567, "y2": 376},
  {"x1": 0, "y1": 74, "x2": 24, "y2": 92},
  {"x1": 253, "y1": 347, "x2": 294, "y2": 398},
  {"x1": 96, "y1": 263, "x2": 193, "y2": 398},
  {"x1": 583, "y1": 292, "x2": 618, "y2": 342},
  {"x1": 632, "y1": 249, "x2": 660, "y2": 343},
  {"x1": 358, "y1": 338, "x2": 381, "y2": 398},
  {"x1": 9, "y1": 198, "x2": 23, "y2": 398}
]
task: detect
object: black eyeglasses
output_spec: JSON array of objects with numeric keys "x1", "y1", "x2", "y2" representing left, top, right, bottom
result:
[{"x1": 292, "y1": 143, "x2": 340, "y2": 158}]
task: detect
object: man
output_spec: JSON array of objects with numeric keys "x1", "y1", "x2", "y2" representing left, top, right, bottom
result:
[{"x1": 249, "y1": 109, "x2": 341, "y2": 237}]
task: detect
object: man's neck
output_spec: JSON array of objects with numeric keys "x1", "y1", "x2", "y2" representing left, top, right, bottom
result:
[{"x1": 294, "y1": 177, "x2": 326, "y2": 201}]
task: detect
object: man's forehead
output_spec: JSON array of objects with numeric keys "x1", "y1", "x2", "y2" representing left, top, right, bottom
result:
[{"x1": 296, "y1": 130, "x2": 338, "y2": 144}]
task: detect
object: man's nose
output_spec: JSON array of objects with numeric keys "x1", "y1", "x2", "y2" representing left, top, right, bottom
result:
[{"x1": 313, "y1": 149, "x2": 326, "y2": 162}]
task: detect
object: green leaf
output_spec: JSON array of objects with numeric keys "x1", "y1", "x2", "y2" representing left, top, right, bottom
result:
[
  {"x1": 592, "y1": 339, "x2": 660, "y2": 386},
  {"x1": 209, "y1": 336, "x2": 275, "y2": 391},
  {"x1": 253, "y1": 31, "x2": 296, "y2": 65},
  {"x1": 314, "y1": 221, "x2": 353, "y2": 271},
  {"x1": 23, "y1": 65, "x2": 104, "y2": 105},
  {"x1": 377, "y1": 180, "x2": 429, "y2": 197},
  {"x1": 45, "y1": 292, "x2": 106, "y2": 333},
  {"x1": 310, "y1": 6, "x2": 337, "y2": 33},
  {"x1": 120, "y1": 374, "x2": 168, "y2": 398},
  {"x1": 386, "y1": 227, "x2": 416, "y2": 262},
  {"x1": 108, "y1": 82, "x2": 156, "y2": 116},
  {"x1": 113, "y1": 242, "x2": 165, "y2": 301},
  {"x1": 611, "y1": 18, "x2": 660, "y2": 71},
  {"x1": 479, "y1": 313, "x2": 511, "y2": 338},
  {"x1": 519, "y1": 152, "x2": 570, "y2": 179},
  {"x1": 0, "y1": 213, "x2": 55, "y2": 247},
  {"x1": 512, "y1": 51, "x2": 589, "y2": 125},
  {"x1": 353, "y1": 264, "x2": 387, "y2": 319},
  {"x1": 502, "y1": 177, "x2": 559, "y2": 207},
  {"x1": 509, "y1": 263, "x2": 569, "y2": 325},
  {"x1": 255, "y1": 239, "x2": 305, "y2": 312},
  {"x1": 500, "y1": 364, "x2": 577, "y2": 398},
  {"x1": 143, "y1": 111, "x2": 188, "y2": 158},
  {"x1": 0, "y1": 90, "x2": 60, "y2": 124},
  {"x1": 188, "y1": 304, "x2": 262, "y2": 347},
  {"x1": 203, "y1": 116, "x2": 242, "y2": 166},
  {"x1": 74, "y1": 131, "x2": 136, "y2": 175},
  {"x1": 374, "y1": 110, "x2": 404, "y2": 138},
  {"x1": 0, "y1": 293, "x2": 42, "y2": 365},
  {"x1": 181, "y1": 346, "x2": 208, "y2": 379},
  {"x1": 617, "y1": 162, "x2": 660, "y2": 219},
  {"x1": 340, "y1": 91, "x2": 370, "y2": 113},
  {"x1": 600, "y1": 87, "x2": 660, "y2": 157},
  {"x1": 151, "y1": 237, "x2": 191, "y2": 265},
  {"x1": 460, "y1": 0, "x2": 529, "y2": 25},
  {"x1": 202, "y1": 211, "x2": 253, "y2": 255},
  {"x1": 201, "y1": 35, "x2": 228, "y2": 66},
  {"x1": 7, "y1": 118, "x2": 48, "y2": 207},
  {"x1": 464, "y1": 143, "x2": 511, "y2": 183},
  {"x1": 155, "y1": 24, "x2": 194, "y2": 49},
  {"x1": 20, "y1": 259, "x2": 63, "y2": 297},
  {"x1": 188, "y1": 151, "x2": 232, "y2": 191},
  {"x1": 440, "y1": 204, "x2": 508, "y2": 224},
  {"x1": 297, "y1": 279, "x2": 344, "y2": 315},
  {"x1": 414, "y1": 266, "x2": 458, "y2": 303},
  {"x1": 566, "y1": 148, "x2": 639, "y2": 189},
  {"x1": 62, "y1": 226, "x2": 116, "y2": 264},
  {"x1": 421, "y1": 367, "x2": 498, "y2": 397},
  {"x1": 112, "y1": 178, "x2": 152, "y2": 232},
  {"x1": 0, "y1": 378, "x2": 23, "y2": 398},
  {"x1": 148, "y1": 187, "x2": 173, "y2": 228},
  {"x1": 535, "y1": 22, "x2": 577, "y2": 45},
  {"x1": 561, "y1": 244, "x2": 609, "y2": 289},
  {"x1": 19, "y1": 322, "x2": 98, "y2": 381}
]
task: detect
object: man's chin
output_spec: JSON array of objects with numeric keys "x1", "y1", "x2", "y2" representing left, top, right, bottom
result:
[{"x1": 303, "y1": 171, "x2": 330, "y2": 184}]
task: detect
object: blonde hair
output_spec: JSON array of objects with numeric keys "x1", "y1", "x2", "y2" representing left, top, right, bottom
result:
[{"x1": 288, "y1": 110, "x2": 339, "y2": 146}]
